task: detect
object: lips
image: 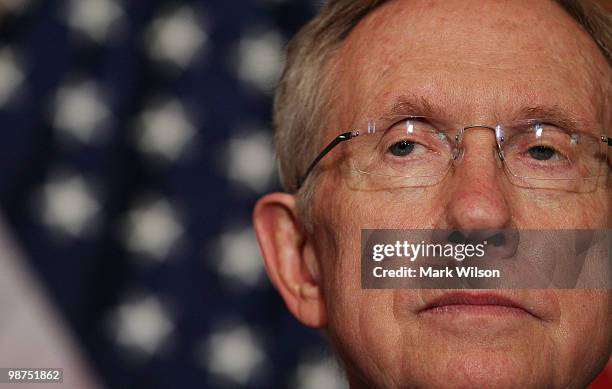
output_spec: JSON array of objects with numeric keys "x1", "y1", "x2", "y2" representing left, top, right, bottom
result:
[{"x1": 418, "y1": 292, "x2": 537, "y2": 318}]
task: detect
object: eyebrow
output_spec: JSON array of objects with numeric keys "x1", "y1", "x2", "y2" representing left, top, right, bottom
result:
[
  {"x1": 515, "y1": 105, "x2": 583, "y2": 133},
  {"x1": 378, "y1": 94, "x2": 439, "y2": 120},
  {"x1": 376, "y1": 95, "x2": 590, "y2": 134}
]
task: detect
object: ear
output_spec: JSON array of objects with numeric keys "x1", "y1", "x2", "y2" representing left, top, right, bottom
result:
[{"x1": 253, "y1": 192, "x2": 327, "y2": 328}]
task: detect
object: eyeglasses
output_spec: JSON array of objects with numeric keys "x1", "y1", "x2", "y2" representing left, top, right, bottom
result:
[{"x1": 297, "y1": 116, "x2": 612, "y2": 192}]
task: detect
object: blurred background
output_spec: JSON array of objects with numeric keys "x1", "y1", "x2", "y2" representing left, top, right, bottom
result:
[
  {"x1": 0, "y1": 0, "x2": 347, "y2": 388},
  {"x1": 0, "y1": 0, "x2": 608, "y2": 388}
]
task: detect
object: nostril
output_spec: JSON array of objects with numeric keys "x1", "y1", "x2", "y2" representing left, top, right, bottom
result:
[
  {"x1": 431, "y1": 229, "x2": 519, "y2": 260},
  {"x1": 448, "y1": 230, "x2": 466, "y2": 244},
  {"x1": 487, "y1": 232, "x2": 506, "y2": 247}
]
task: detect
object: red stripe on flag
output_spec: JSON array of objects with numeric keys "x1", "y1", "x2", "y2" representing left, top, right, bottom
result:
[{"x1": 589, "y1": 362, "x2": 612, "y2": 389}]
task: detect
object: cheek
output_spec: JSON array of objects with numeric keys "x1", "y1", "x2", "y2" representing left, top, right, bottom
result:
[
  {"x1": 311, "y1": 187, "x2": 412, "y2": 384},
  {"x1": 341, "y1": 190, "x2": 446, "y2": 229},
  {"x1": 560, "y1": 193, "x2": 608, "y2": 228},
  {"x1": 553, "y1": 290, "x2": 612, "y2": 374},
  {"x1": 510, "y1": 189, "x2": 608, "y2": 228},
  {"x1": 311, "y1": 183, "x2": 442, "y2": 290},
  {"x1": 326, "y1": 288, "x2": 406, "y2": 387}
]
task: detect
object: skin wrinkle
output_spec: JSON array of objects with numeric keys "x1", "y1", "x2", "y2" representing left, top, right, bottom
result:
[
  {"x1": 332, "y1": 0, "x2": 609, "y2": 131},
  {"x1": 290, "y1": 0, "x2": 612, "y2": 200},
  {"x1": 306, "y1": 1, "x2": 612, "y2": 388},
  {"x1": 361, "y1": 66, "x2": 596, "y2": 128},
  {"x1": 254, "y1": 1, "x2": 612, "y2": 388},
  {"x1": 321, "y1": 207, "x2": 395, "y2": 388}
]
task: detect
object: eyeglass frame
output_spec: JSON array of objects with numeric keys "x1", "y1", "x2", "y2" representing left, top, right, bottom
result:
[{"x1": 296, "y1": 118, "x2": 612, "y2": 190}]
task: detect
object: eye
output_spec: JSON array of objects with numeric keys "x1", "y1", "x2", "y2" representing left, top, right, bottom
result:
[
  {"x1": 388, "y1": 140, "x2": 415, "y2": 156},
  {"x1": 526, "y1": 145, "x2": 565, "y2": 161},
  {"x1": 528, "y1": 146, "x2": 554, "y2": 160}
]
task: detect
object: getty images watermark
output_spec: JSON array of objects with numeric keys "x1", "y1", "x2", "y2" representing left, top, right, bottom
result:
[{"x1": 361, "y1": 229, "x2": 611, "y2": 289}]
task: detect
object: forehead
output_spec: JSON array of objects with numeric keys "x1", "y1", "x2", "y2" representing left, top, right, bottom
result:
[{"x1": 332, "y1": 0, "x2": 610, "y2": 130}]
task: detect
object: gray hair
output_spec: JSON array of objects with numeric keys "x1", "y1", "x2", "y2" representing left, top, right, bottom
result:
[{"x1": 273, "y1": 0, "x2": 612, "y2": 218}]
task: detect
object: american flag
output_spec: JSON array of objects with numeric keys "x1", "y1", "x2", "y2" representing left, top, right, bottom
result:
[{"x1": 0, "y1": 1, "x2": 608, "y2": 388}]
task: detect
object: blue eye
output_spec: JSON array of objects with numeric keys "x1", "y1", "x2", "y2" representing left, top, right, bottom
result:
[
  {"x1": 527, "y1": 146, "x2": 556, "y2": 160},
  {"x1": 389, "y1": 140, "x2": 415, "y2": 156}
]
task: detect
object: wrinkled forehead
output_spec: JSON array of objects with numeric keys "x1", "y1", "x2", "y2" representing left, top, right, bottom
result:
[{"x1": 332, "y1": 0, "x2": 611, "y2": 133}]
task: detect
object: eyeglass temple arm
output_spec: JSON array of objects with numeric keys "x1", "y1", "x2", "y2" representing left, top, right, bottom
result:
[
  {"x1": 296, "y1": 131, "x2": 356, "y2": 190},
  {"x1": 606, "y1": 136, "x2": 612, "y2": 146}
]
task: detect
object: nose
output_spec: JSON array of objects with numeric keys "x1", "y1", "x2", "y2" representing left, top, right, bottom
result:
[{"x1": 443, "y1": 127, "x2": 512, "y2": 230}]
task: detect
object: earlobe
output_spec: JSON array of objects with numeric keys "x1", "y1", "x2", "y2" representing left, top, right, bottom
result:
[{"x1": 252, "y1": 193, "x2": 327, "y2": 328}]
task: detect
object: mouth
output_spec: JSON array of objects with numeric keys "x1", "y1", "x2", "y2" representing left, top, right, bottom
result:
[{"x1": 418, "y1": 292, "x2": 537, "y2": 318}]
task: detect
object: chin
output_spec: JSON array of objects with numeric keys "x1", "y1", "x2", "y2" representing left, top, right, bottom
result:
[
  {"x1": 349, "y1": 348, "x2": 569, "y2": 389},
  {"x1": 413, "y1": 352, "x2": 550, "y2": 389}
]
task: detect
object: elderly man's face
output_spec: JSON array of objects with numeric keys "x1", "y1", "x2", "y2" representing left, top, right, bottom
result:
[{"x1": 305, "y1": 0, "x2": 611, "y2": 388}]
